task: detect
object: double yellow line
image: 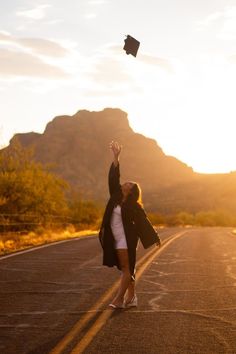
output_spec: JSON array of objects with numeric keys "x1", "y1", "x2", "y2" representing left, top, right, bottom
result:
[{"x1": 50, "y1": 230, "x2": 187, "y2": 354}]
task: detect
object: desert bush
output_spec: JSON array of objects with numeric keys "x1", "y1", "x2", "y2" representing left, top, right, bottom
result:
[{"x1": 0, "y1": 142, "x2": 68, "y2": 230}]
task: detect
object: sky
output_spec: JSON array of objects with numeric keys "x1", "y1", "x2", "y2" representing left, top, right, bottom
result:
[{"x1": 1, "y1": 0, "x2": 236, "y2": 173}]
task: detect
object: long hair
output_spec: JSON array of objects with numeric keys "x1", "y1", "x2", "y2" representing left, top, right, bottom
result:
[{"x1": 126, "y1": 183, "x2": 143, "y2": 206}]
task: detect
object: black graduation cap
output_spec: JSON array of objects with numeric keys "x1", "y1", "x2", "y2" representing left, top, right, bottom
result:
[{"x1": 123, "y1": 35, "x2": 140, "y2": 57}]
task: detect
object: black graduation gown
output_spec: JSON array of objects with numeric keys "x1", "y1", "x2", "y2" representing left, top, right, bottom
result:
[{"x1": 99, "y1": 162, "x2": 160, "y2": 277}]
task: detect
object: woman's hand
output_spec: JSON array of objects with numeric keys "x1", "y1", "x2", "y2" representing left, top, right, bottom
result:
[{"x1": 110, "y1": 141, "x2": 122, "y2": 165}]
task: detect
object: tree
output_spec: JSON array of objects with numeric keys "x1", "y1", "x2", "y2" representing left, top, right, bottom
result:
[
  {"x1": 68, "y1": 190, "x2": 102, "y2": 230},
  {"x1": 0, "y1": 141, "x2": 68, "y2": 230}
]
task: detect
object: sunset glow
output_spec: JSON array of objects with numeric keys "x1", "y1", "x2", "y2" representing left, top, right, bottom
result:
[{"x1": 1, "y1": 1, "x2": 236, "y2": 173}]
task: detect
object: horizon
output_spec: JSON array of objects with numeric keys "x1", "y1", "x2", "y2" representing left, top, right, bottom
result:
[{"x1": 1, "y1": 0, "x2": 236, "y2": 173}]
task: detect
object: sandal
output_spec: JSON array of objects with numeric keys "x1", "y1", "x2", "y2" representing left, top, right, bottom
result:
[
  {"x1": 125, "y1": 294, "x2": 138, "y2": 308},
  {"x1": 108, "y1": 303, "x2": 124, "y2": 309}
]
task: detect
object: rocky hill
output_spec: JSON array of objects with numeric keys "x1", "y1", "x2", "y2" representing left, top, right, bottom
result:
[{"x1": 5, "y1": 108, "x2": 236, "y2": 213}]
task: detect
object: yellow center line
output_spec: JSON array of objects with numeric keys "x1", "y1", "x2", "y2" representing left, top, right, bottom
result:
[
  {"x1": 49, "y1": 282, "x2": 119, "y2": 354},
  {"x1": 70, "y1": 230, "x2": 187, "y2": 354},
  {"x1": 49, "y1": 231, "x2": 163, "y2": 354}
]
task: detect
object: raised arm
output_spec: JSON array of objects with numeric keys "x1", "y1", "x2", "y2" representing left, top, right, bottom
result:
[
  {"x1": 110, "y1": 141, "x2": 121, "y2": 167},
  {"x1": 108, "y1": 141, "x2": 122, "y2": 196}
]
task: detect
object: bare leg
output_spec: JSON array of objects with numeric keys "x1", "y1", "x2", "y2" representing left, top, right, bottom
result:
[{"x1": 110, "y1": 249, "x2": 132, "y2": 306}]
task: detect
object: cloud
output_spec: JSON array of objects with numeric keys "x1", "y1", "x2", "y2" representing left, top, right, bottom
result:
[
  {"x1": 88, "y1": 56, "x2": 135, "y2": 87},
  {"x1": 18, "y1": 38, "x2": 68, "y2": 57},
  {"x1": 45, "y1": 19, "x2": 64, "y2": 25},
  {"x1": 16, "y1": 4, "x2": 51, "y2": 20},
  {"x1": 197, "y1": 6, "x2": 236, "y2": 40},
  {"x1": 197, "y1": 11, "x2": 223, "y2": 28},
  {"x1": 83, "y1": 87, "x2": 133, "y2": 97},
  {"x1": 106, "y1": 45, "x2": 173, "y2": 73},
  {"x1": 85, "y1": 0, "x2": 109, "y2": 18},
  {"x1": 139, "y1": 54, "x2": 174, "y2": 73},
  {"x1": 0, "y1": 48, "x2": 69, "y2": 79},
  {"x1": 88, "y1": 0, "x2": 109, "y2": 4},
  {"x1": 0, "y1": 31, "x2": 69, "y2": 57},
  {"x1": 219, "y1": 7, "x2": 236, "y2": 40},
  {"x1": 0, "y1": 31, "x2": 11, "y2": 40},
  {"x1": 84, "y1": 13, "x2": 97, "y2": 19},
  {"x1": 228, "y1": 54, "x2": 236, "y2": 64}
]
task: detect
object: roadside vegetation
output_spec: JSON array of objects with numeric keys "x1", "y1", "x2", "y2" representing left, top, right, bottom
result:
[
  {"x1": 0, "y1": 143, "x2": 235, "y2": 255},
  {"x1": 0, "y1": 143, "x2": 102, "y2": 255},
  {"x1": 148, "y1": 211, "x2": 236, "y2": 227}
]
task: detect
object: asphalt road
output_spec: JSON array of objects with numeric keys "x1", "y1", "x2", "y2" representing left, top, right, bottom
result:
[{"x1": 1, "y1": 228, "x2": 236, "y2": 354}]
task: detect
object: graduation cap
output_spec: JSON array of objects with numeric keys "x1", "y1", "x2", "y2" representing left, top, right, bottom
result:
[{"x1": 123, "y1": 35, "x2": 140, "y2": 57}]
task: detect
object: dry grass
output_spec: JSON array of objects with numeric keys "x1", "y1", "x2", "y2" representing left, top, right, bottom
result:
[{"x1": 0, "y1": 226, "x2": 98, "y2": 256}]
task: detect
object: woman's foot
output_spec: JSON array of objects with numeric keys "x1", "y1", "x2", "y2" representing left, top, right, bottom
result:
[
  {"x1": 124, "y1": 291, "x2": 135, "y2": 305},
  {"x1": 108, "y1": 296, "x2": 124, "y2": 309},
  {"x1": 108, "y1": 302, "x2": 124, "y2": 309},
  {"x1": 125, "y1": 294, "x2": 138, "y2": 308}
]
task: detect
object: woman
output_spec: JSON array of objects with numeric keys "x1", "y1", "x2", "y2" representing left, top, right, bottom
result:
[{"x1": 99, "y1": 141, "x2": 161, "y2": 309}]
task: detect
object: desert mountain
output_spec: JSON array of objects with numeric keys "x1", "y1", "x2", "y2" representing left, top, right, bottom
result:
[{"x1": 6, "y1": 108, "x2": 236, "y2": 213}]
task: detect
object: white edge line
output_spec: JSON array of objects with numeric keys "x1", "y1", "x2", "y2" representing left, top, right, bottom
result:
[{"x1": 0, "y1": 234, "x2": 98, "y2": 261}]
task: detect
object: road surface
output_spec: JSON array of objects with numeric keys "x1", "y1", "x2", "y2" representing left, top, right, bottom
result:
[{"x1": 1, "y1": 228, "x2": 236, "y2": 353}]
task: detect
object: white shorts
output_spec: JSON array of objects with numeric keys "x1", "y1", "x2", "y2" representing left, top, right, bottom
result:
[
  {"x1": 113, "y1": 234, "x2": 128, "y2": 249},
  {"x1": 110, "y1": 205, "x2": 128, "y2": 249}
]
